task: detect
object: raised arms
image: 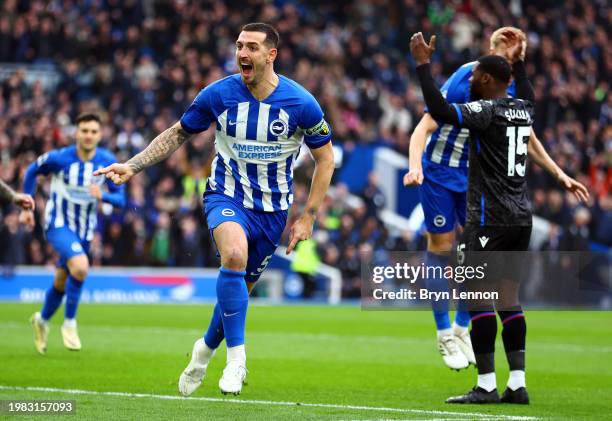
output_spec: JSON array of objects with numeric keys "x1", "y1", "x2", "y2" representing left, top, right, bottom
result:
[
  {"x1": 410, "y1": 33, "x2": 463, "y2": 127},
  {"x1": 511, "y1": 60, "x2": 534, "y2": 103}
]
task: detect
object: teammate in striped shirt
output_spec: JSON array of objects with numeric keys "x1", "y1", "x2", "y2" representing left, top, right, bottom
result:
[
  {"x1": 404, "y1": 27, "x2": 586, "y2": 370},
  {"x1": 95, "y1": 23, "x2": 335, "y2": 396},
  {"x1": 21, "y1": 113, "x2": 125, "y2": 354}
]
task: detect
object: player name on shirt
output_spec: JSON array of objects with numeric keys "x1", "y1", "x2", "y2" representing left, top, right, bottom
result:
[
  {"x1": 504, "y1": 108, "x2": 531, "y2": 123},
  {"x1": 455, "y1": 98, "x2": 535, "y2": 227},
  {"x1": 423, "y1": 62, "x2": 517, "y2": 193}
]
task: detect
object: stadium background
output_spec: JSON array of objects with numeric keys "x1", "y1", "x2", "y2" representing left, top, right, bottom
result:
[
  {"x1": 0, "y1": 0, "x2": 610, "y2": 301},
  {"x1": 0, "y1": 2, "x2": 611, "y2": 420}
]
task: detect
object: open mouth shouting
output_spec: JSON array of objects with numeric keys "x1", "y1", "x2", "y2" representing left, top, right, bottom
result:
[{"x1": 240, "y1": 61, "x2": 254, "y2": 79}]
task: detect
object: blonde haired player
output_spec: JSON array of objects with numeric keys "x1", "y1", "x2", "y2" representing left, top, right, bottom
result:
[{"x1": 403, "y1": 27, "x2": 586, "y2": 371}]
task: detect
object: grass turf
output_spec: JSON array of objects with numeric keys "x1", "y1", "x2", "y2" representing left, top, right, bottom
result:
[{"x1": 0, "y1": 303, "x2": 610, "y2": 420}]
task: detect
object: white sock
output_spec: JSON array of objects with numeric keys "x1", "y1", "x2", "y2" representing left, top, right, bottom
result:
[
  {"x1": 452, "y1": 322, "x2": 468, "y2": 335},
  {"x1": 227, "y1": 344, "x2": 246, "y2": 363},
  {"x1": 38, "y1": 314, "x2": 49, "y2": 326},
  {"x1": 477, "y1": 372, "x2": 497, "y2": 392},
  {"x1": 63, "y1": 318, "x2": 77, "y2": 328},
  {"x1": 507, "y1": 370, "x2": 526, "y2": 391},
  {"x1": 193, "y1": 338, "x2": 215, "y2": 366},
  {"x1": 437, "y1": 328, "x2": 453, "y2": 339}
]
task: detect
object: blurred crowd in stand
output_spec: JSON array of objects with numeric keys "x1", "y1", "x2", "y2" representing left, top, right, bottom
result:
[{"x1": 0, "y1": 0, "x2": 609, "y2": 297}]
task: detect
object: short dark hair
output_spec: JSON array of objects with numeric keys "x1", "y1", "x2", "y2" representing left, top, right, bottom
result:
[
  {"x1": 241, "y1": 22, "x2": 280, "y2": 48},
  {"x1": 75, "y1": 112, "x2": 102, "y2": 126},
  {"x1": 477, "y1": 55, "x2": 511, "y2": 84}
]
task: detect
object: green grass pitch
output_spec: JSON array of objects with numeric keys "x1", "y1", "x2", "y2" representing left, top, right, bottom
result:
[{"x1": 0, "y1": 303, "x2": 611, "y2": 420}]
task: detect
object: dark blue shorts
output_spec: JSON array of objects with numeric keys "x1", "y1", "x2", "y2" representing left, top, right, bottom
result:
[
  {"x1": 204, "y1": 191, "x2": 288, "y2": 283},
  {"x1": 419, "y1": 177, "x2": 466, "y2": 234},
  {"x1": 45, "y1": 227, "x2": 90, "y2": 270}
]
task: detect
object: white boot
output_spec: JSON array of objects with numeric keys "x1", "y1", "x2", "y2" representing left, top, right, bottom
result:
[{"x1": 179, "y1": 338, "x2": 216, "y2": 396}]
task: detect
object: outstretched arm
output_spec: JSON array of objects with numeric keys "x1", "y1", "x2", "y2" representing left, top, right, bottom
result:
[
  {"x1": 527, "y1": 130, "x2": 562, "y2": 178},
  {"x1": 286, "y1": 142, "x2": 335, "y2": 254},
  {"x1": 127, "y1": 122, "x2": 192, "y2": 173},
  {"x1": 528, "y1": 130, "x2": 589, "y2": 202},
  {"x1": 94, "y1": 121, "x2": 193, "y2": 185}
]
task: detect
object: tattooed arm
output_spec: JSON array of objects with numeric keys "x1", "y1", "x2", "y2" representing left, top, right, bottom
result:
[
  {"x1": 127, "y1": 122, "x2": 192, "y2": 173},
  {"x1": 94, "y1": 122, "x2": 192, "y2": 185}
]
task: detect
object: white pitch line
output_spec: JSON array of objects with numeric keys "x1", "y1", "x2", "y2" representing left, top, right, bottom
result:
[
  {"x1": 0, "y1": 385, "x2": 538, "y2": 420},
  {"x1": 337, "y1": 419, "x2": 487, "y2": 421}
]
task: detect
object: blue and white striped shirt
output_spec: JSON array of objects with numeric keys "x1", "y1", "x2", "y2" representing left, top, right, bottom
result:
[
  {"x1": 180, "y1": 74, "x2": 332, "y2": 212},
  {"x1": 23, "y1": 145, "x2": 125, "y2": 241},
  {"x1": 424, "y1": 61, "x2": 516, "y2": 192}
]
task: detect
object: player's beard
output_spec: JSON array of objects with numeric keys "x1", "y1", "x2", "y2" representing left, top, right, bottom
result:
[
  {"x1": 77, "y1": 141, "x2": 96, "y2": 154},
  {"x1": 244, "y1": 71, "x2": 258, "y2": 86}
]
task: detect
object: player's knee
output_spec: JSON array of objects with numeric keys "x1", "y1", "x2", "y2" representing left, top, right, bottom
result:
[
  {"x1": 70, "y1": 265, "x2": 88, "y2": 281},
  {"x1": 68, "y1": 258, "x2": 89, "y2": 281},
  {"x1": 221, "y1": 247, "x2": 247, "y2": 271}
]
